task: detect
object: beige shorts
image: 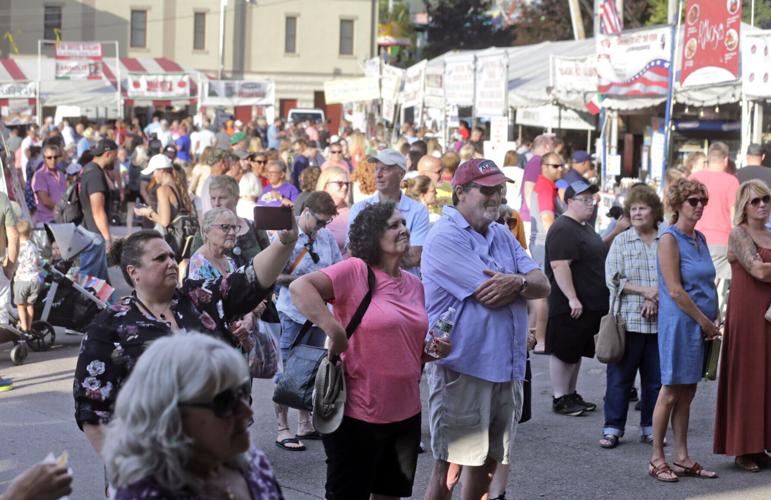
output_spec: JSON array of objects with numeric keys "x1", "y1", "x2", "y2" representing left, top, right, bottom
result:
[
  {"x1": 708, "y1": 244, "x2": 731, "y2": 280},
  {"x1": 427, "y1": 364, "x2": 523, "y2": 466}
]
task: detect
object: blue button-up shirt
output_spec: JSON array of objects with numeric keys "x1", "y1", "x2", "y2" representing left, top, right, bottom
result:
[
  {"x1": 275, "y1": 227, "x2": 342, "y2": 324},
  {"x1": 421, "y1": 206, "x2": 539, "y2": 382}
]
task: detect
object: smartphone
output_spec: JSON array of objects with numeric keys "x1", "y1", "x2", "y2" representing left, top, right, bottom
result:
[{"x1": 253, "y1": 206, "x2": 294, "y2": 231}]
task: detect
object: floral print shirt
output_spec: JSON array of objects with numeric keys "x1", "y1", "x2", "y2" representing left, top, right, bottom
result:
[
  {"x1": 15, "y1": 239, "x2": 41, "y2": 282},
  {"x1": 73, "y1": 265, "x2": 270, "y2": 430},
  {"x1": 114, "y1": 447, "x2": 284, "y2": 500},
  {"x1": 188, "y1": 252, "x2": 237, "y2": 282}
]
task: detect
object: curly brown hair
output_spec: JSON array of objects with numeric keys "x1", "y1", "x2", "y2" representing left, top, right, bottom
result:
[
  {"x1": 348, "y1": 202, "x2": 397, "y2": 266},
  {"x1": 623, "y1": 185, "x2": 664, "y2": 228},
  {"x1": 665, "y1": 177, "x2": 708, "y2": 224},
  {"x1": 352, "y1": 160, "x2": 376, "y2": 195}
]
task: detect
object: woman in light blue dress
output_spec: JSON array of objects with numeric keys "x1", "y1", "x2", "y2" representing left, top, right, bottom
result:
[{"x1": 648, "y1": 178, "x2": 720, "y2": 483}]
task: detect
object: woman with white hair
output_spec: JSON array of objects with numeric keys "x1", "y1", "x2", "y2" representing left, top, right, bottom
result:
[{"x1": 103, "y1": 332, "x2": 283, "y2": 499}]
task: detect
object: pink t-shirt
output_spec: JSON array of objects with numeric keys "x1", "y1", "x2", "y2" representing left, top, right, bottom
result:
[
  {"x1": 322, "y1": 257, "x2": 427, "y2": 424},
  {"x1": 689, "y1": 170, "x2": 739, "y2": 245}
]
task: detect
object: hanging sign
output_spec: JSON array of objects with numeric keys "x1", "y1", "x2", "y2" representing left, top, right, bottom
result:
[
  {"x1": 596, "y1": 26, "x2": 672, "y2": 96},
  {"x1": 127, "y1": 74, "x2": 190, "y2": 98},
  {"x1": 679, "y1": 0, "x2": 741, "y2": 87}
]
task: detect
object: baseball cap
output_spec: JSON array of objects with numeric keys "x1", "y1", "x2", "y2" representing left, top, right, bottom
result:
[
  {"x1": 206, "y1": 148, "x2": 227, "y2": 165},
  {"x1": 92, "y1": 139, "x2": 118, "y2": 156},
  {"x1": 452, "y1": 158, "x2": 513, "y2": 187},
  {"x1": 564, "y1": 180, "x2": 599, "y2": 201},
  {"x1": 747, "y1": 143, "x2": 764, "y2": 156},
  {"x1": 163, "y1": 144, "x2": 177, "y2": 160},
  {"x1": 232, "y1": 149, "x2": 251, "y2": 160},
  {"x1": 230, "y1": 131, "x2": 247, "y2": 145},
  {"x1": 571, "y1": 150, "x2": 591, "y2": 163},
  {"x1": 141, "y1": 154, "x2": 173, "y2": 176},
  {"x1": 367, "y1": 148, "x2": 406, "y2": 170}
]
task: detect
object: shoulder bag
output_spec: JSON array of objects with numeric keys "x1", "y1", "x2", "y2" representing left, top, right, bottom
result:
[
  {"x1": 273, "y1": 265, "x2": 375, "y2": 411},
  {"x1": 595, "y1": 274, "x2": 626, "y2": 364}
]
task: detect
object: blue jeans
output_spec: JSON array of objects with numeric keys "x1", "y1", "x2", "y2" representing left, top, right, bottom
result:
[
  {"x1": 78, "y1": 229, "x2": 109, "y2": 282},
  {"x1": 603, "y1": 332, "x2": 661, "y2": 438},
  {"x1": 277, "y1": 311, "x2": 327, "y2": 364}
]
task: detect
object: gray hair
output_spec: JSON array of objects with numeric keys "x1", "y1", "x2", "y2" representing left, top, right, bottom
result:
[
  {"x1": 102, "y1": 332, "x2": 249, "y2": 493},
  {"x1": 201, "y1": 207, "x2": 237, "y2": 243},
  {"x1": 209, "y1": 175, "x2": 240, "y2": 200}
]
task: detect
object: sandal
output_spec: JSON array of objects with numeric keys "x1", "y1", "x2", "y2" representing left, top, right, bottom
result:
[
  {"x1": 735, "y1": 455, "x2": 760, "y2": 472},
  {"x1": 648, "y1": 460, "x2": 678, "y2": 482},
  {"x1": 599, "y1": 434, "x2": 619, "y2": 449},
  {"x1": 275, "y1": 437, "x2": 306, "y2": 451},
  {"x1": 672, "y1": 461, "x2": 718, "y2": 479},
  {"x1": 751, "y1": 452, "x2": 771, "y2": 468}
]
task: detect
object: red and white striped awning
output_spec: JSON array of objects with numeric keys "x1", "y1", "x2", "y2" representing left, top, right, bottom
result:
[
  {"x1": 0, "y1": 59, "x2": 37, "y2": 107},
  {"x1": 103, "y1": 57, "x2": 199, "y2": 107}
]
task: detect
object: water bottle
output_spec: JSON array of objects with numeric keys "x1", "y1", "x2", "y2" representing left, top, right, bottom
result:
[{"x1": 425, "y1": 306, "x2": 456, "y2": 358}]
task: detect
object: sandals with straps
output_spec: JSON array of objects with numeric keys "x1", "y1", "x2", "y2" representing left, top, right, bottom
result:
[
  {"x1": 648, "y1": 460, "x2": 678, "y2": 482},
  {"x1": 599, "y1": 434, "x2": 619, "y2": 449},
  {"x1": 672, "y1": 461, "x2": 719, "y2": 479}
]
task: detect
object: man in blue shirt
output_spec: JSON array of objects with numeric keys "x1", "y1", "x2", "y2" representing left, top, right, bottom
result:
[
  {"x1": 267, "y1": 118, "x2": 284, "y2": 150},
  {"x1": 421, "y1": 158, "x2": 550, "y2": 500},
  {"x1": 347, "y1": 149, "x2": 428, "y2": 270}
]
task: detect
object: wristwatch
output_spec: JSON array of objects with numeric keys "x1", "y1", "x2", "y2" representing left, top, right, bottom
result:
[{"x1": 519, "y1": 277, "x2": 529, "y2": 293}]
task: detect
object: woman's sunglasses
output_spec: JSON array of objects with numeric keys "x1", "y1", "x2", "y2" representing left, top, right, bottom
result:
[
  {"x1": 749, "y1": 195, "x2": 771, "y2": 207},
  {"x1": 685, "y1": 197, "x2": 709, "y2": 208},
  {"x1": 179, "y1": 381, "x2": 250, "y2": 418}
]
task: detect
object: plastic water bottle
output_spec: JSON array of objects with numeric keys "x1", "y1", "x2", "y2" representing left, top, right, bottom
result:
[{"x1": 425, "y1": 307, "x2": 456, "y2": 358}]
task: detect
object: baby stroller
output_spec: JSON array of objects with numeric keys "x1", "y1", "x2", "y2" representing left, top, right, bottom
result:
[{"x1": 1, "y1": 224, "x2": 108, "y2": 365}]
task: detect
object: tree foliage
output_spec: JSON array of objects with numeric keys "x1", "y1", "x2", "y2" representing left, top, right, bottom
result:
[
  {"x1": 422, "y1": 0, "x2": 514, "y2": 59},
  {"x1": 379, "y1": 0, "x2": 418, "y2": 67}
]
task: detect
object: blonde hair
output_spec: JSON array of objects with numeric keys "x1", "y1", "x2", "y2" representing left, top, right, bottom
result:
[
  {"x1": 16, "y1": 219, "x2": 32, "y2": 238},
  {"x1": 734, "y1": 179, "x2": 771, "y2": 226},
  {"x1": 459, "y1": 144, "x2": 475, "y2": 161},
  {"x1": 316, "y1": 166, "x2": 349, "y2": 192}
]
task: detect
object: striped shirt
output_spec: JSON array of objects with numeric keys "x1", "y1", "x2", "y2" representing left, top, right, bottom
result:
[{"x1": 605, "y1": 228, "x2": 659, "y2": 334}]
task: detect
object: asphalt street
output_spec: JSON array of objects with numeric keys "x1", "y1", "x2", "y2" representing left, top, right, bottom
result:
[{"x1": 1, "y1": 236, "x2": 770, "y2": 498}]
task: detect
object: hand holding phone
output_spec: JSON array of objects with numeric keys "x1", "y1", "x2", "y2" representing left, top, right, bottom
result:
[{"x1": 253, "y1": 206, "x2": 294, "y2": 231}]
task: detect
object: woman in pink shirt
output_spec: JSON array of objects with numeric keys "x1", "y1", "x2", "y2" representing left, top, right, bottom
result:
[{"x1": 290, "y1": 202, "x2": 450, "y2": 500}]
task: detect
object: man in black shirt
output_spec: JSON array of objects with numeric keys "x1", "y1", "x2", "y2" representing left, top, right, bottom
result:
[
  {"x1": 78, "y1": 138, "x2": 117, "y2": 281},
  {"x1": 736, "y1": 143, "x2": 771, "y2": 187}
]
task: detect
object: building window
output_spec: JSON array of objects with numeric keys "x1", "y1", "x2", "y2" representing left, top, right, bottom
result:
[
  {"x1": 285, "y1": 16, "x2": 297, "y2": 54},
  {"x1": 44, "y1": 5, "x2": 62, "y2": 41},
  {"x1": 339, "y1": 19, "x2": 354, "y2": 55},
  {"x1": 130, "y1": 10, "x2": 147, "y2": 48},
  {"x1": 193, "y1": 12, "x2": 206, "y2": 50}
]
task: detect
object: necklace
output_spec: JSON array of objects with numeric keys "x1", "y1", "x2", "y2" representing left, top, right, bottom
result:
[{"x1": 133, "y1": 293, "x2": 172, "y2": 322}]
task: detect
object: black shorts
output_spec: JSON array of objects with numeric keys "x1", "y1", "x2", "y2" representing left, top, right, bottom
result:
[
  {"x1": 322, "y1": 413, "x2": 420, "y2": 500},
  {"x1": 546, "y1": 311, "x2": 603, "y2": 364}
]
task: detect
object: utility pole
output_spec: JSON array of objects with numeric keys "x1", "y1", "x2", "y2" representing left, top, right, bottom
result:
[
  {"x1": 218, "y1": 0, "x2": 227, "y2": 79},
  {"x1": 567, "y1": 0, "x2": 586, "y2": 40}
]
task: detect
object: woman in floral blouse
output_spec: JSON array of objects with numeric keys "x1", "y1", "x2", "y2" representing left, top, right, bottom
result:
[{"x1": 73, "y1": 225, "x2": 297, "y2": 455}]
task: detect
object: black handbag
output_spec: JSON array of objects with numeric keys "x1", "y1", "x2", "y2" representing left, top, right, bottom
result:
[{"x1": 273, "y1": 265, "x2": 375, "y2": 411}]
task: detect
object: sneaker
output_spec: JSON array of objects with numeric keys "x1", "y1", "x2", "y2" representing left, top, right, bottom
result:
[
  {"x1": 0, "y1": 377, "x2": 13, "y2": 392},
  {"x1": 571, "y1": 392, "x2": 597, "y2": 412},
  {"x1": 629, "y1": 387, "x2": 639, "y2": 402},
  {"x1": 553, "y1": 395, "x2": 586, "y2": 416}
]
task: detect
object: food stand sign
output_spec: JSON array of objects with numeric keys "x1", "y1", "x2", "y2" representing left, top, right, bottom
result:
[
  {"x1": 203, "y1": 80, "x2": 275, "y2": 106},
  {"x1": 475, "y1": 53, "x2": 507, "y2": 118},
  {"x1": 323, "y1": 77, "x2": 380, "y2": 105},
  {"x1": 553, "y1": 55, "x2": 597, "y2": 92},
  {"x1": 127, "y1": 74, "x2": 190, "y2": 98},
  {"x1": 402, "y1": 60, "x2": 426, "y2": 110},
  {"x1": 679, "y1": 0, "x2": 741, "y2": 87},
  {"x1": 444, "y1": 55, "x2": 475, "y2": 107},
  {"x1": 743, "y1": 33, "x2": 771, "y2": 98},
  {"x1": 55, "y1": 59, "x2": 103, "y2": 80},
  {"x1": 381, "y1": 64, "x2": 403, "y2": 124},
  {"x1": 0, "y1": 82, "x2": 35, "y2": 98},
  {"x1": 596, "y1": 26, "x2": 672, "y2": 96}
]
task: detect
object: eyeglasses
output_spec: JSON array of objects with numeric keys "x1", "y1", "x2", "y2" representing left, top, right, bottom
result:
[
  {"x1": 310, "y1": 212, "x2": 334, "y2": 229},
  {"x1": 45, "y1": 155, "x2": 60, "y2": 160},
  {"x1": 326, "y1": 181, "x2": 350, "y2": 189},
  {"x1": 179, "y1": 381, "x2": 250, "y2": 418},
  {"x1": 304, "y1": 241, "x2": 320, "y2": 263},
  {"x1": 214, "y1": 223, "x2": 238, "y2": 233},
  {"x1": 685, "y1": 196, "x2": 709, "y2": 208},
  {"x1": 470, "y1": 183, "x2": 504, "y2": 197},
  {"x1": 749, "y1": 195, "x2": 771, "y2": 207},
  {"x1": 330, "y1": 150, "x2": 343, "y2": 154},
  {"x1": 544, "y1": 163, "x2": 563, "y2": 169},
  {"x1": 572, "y1": 196, "x2": 597, "y2": 206},
  {"x1": 251, "y1": 158, "x2": 266, "y2": 164}
]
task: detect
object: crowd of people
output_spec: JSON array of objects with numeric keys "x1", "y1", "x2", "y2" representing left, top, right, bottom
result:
[{"x1": 0, "y1": 113, "x2": 769, "y2": 499}]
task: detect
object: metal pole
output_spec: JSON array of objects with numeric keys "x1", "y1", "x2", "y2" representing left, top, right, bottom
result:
[
  {"x1": 114, "y1": 41, "x2": 122, "y2": 119},
  {"x1": 218, "y1": 0, "x2": 227, "y2": 79},
  {"x1": 662, "y1": 0, "x2": 683, "y2": 184},
  {"x1": 751, "y1": 0, "x2": 756, "y2": 29},
  {"x1": 37, "y1": 40, "x2": 42, "y2": 125}
]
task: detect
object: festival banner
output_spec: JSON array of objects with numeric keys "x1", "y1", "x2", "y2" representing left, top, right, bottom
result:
[
  {"x1": 596, "y1": 25, "x2": 672, "y2": 96},
  {"x1": 202, "y1": 80, "x2": 275, "y2": 106},
  {"x1": 515, "y1": 105, "x2": 595, "y2": 131},
  {"x1": 423, "y1": 63, "x2": 444, "y2": 110},
  {"x1": 55, "y1": 41, "x2": 102, "y2": 58},
  {"x1": 474, "y1": 52, "x2": 507, "y2": 118},
  {"x1": 553, "y1": 55, "x2": 597, "y2": 92},
  {"x1": 679, "y1": 0, "x2": 741, "y2": 87},
  {"x1": 127, "y1": 74, "x2": 190, "y2": 99},
  {"x1": 742, "y1": 32, "x2": 771, "y2": 98},
  {"x1": 381, "y1": 64, "x2": 403, "y2": 124},
  {"x1": 444, "y1": 55, "x2": 475, "y2": 107},
  {"x1": 0, "y1": 82, "x2": 35, "y2": 99},
  {"x1": 401, "y1": 60, "x2": 426, "y2": 110},
  {"x1": 323, "y1": 77, "x2": 380, "y2": 104},
  {"x1": 55, "y1": 59, "x2": 103, "y2": 80}
]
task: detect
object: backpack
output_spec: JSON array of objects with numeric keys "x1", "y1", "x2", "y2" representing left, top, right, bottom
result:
[
  {"x1": 54, "y1": 181, "x2": 83, "y2": 224},
  {"x1": 163, "y1": 186, "x2": 199, "y2": 260}
]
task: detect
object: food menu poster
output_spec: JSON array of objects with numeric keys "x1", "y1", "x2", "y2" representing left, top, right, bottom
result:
[{"x1": 679, "y1": 0, "x2": 741, "y2": 87}]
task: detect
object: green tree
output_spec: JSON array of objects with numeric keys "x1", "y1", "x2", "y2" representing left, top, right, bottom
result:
[{"x1": 422, "y1": 0, "x2": 514, "y2": 58}]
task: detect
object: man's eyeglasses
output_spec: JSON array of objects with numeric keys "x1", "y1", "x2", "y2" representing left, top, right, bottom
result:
[
  {"x1": 470, "y1": 183, "x2": 504, "y2": 197},
  {"x1": 214, "y1": 223, "x2": 238, "y2": 233},
  {"x1": 252, "y1": 159, "x2": 267, "y2": 165},
  {"x1": 326, "y1": 181, "x2": 350, "y2": 189},
  {"x1": 685, "y1": 196, "x2": 709, "y2": 208},
  {"x1": 179, "y1": 381, "x2": 250, "y2": 418},
  {"x1": 45, "y1": 155, "x2": 60, "y2": 160},
  {"x1": 544, "y1": 163, "x2": 563, "y2": 169},
  {"x1": 749, "y1": 195, "x2": 771, "y2": 207},
  {"x1": 572, "y1": 196, "x2": 597, "y2": 206},
  {"x1": 330, "y1": 150, "x2": 343, "y2": 155},
  {"x1": 304, "y1": 241, "x2": 320, "y2": 263},
  {"x1": 310, "y1": 212, "x2": 334, "y2": 229}
]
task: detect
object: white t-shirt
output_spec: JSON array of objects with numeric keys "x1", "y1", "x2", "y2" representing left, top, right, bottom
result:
[{"x1": 196, "y1": 129, "x2": 216, "y2": 155}]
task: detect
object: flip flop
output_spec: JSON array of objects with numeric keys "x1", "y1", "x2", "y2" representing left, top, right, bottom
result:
[
  {"x1": 275, "y1": 437, "x2": 306, "y2": 451},
  {"x1": 295, "y1": 431, "x2": 322, "y2": 440}
]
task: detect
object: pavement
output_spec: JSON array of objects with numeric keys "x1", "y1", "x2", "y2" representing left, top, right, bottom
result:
[{"x1": 1, "y1": 229, "x2": 770, "y2": 498}]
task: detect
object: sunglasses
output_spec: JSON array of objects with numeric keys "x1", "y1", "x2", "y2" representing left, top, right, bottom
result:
[
  {"x1": 215, "y1": 223, "x2": 238, "y2": 233},
  {"x1": 330, "y1": 150, "x2": 343, "y2": 154},
  {"x1": 470, "y1": 183, "x2": 503, "y2": 196},
  {"x1": 179, "y1": 381, "x2": 250, "y2": 418},
  {"x1": 326, "y1": 181, "x2": 350, "y2": 189},
  {"x1": 685, "y1": 196, "x2": 709, "y2": 208},
  {"x1": 252, "y1": 159, "x2": 266, "y2": 164},
  {"x1": 304, "y1": 241, "x2": 320, "y2": 263},
  {"x1": 750, "y1": 195, "x2": 771, "y2": 207},
  {"x1": 544, "y1": 163, "x2": 563, "y2": 169},
  {"x1": 45, "y1": 155, "x2": 60, "y2": 160}
]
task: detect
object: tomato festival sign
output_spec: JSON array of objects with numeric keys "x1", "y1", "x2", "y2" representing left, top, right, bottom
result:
[
  {"x1": 679, "y1": 0, "x2": 741, "y2": 87},
  {"x1": 126, "y1": 74, "x2": 190, "y2": 98}
]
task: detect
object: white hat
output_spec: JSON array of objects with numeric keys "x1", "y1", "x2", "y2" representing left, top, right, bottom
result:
[
  {"x1": 141, "y1": 154, "x2": 173, "y2": 176},
  {"x1": 234, "y1": 119, "x2": 244, "y2": 127},
  {"x1": 312, "y1": 357, "x2": 347, "y2": 435}
]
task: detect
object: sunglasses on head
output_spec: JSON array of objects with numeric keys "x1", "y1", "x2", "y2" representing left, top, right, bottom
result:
[
  {"x1": 179, "y1": 381, "x2": 250, "y2": 418},
  {"x1": 750, "y1": 195, "x2": 771, "y2": 207},
  {"x1": 685, "y1": 196, "x2": 709, "y2": 208}
]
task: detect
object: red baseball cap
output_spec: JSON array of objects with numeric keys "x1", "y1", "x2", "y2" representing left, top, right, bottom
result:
[{"x1": 451, "y1": 158, "x2": 513, "y2": 187}]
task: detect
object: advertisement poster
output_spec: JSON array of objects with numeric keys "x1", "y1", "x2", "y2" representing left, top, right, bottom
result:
[
  {"x1": 680, "y1": 0, "x2": 741, "y2": 87},
  {"x1": 444, "y1": 55, "x2": 475, "y2": 106},
  {"x1": 553, "y1": 55, "x2": 597, "y2": 92},
  {"x1": 596, "y1": 26, "x2": 672, "y2": 96},
  {"x1": 127, "y1": 74, "x2": 190, "y2": 98},
  {"x1": 323, "y1": 77, "x2": 379, "y2": 104},
  {"x1": 743, "y1": 32, "x2": 771, "y2": 98},
  {"x1": 55, "y1": 59, "x2": 103, "y2": 80},
  {"x1": 475, "y1": 53, "x2": 508, "y2": 118},
  {"x1": 202, "y1": 80, "x2": 275, "y2": 106}
]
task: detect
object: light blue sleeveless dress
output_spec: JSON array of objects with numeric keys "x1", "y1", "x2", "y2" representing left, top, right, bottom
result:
[{"x1": 657, "y1": 226, "x2": 717, "y2": 385}]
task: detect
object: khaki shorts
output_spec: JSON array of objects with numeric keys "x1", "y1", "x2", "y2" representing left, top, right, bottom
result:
[
  {"x1": 427, "y1": 364, "x2": 523, "y2": 466},
  {"x1": 709, "y1": 244, "x2": 731, "y2": 280}
]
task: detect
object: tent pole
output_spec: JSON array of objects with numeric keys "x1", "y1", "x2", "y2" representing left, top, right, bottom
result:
[{"x1": 662, "y1": 0, "x2": 683, "y2": 185}]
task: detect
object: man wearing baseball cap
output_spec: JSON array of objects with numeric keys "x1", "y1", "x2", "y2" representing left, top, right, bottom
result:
[
  {"x1": 78, "y1": 138, "x2": 118, "y2": 282},
  {"x1": 347, "y1": 148, "x2": 429, "y2": 270},
  {"x1": 422, "y1": 158, "x2": 550, "y2": 499}
]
